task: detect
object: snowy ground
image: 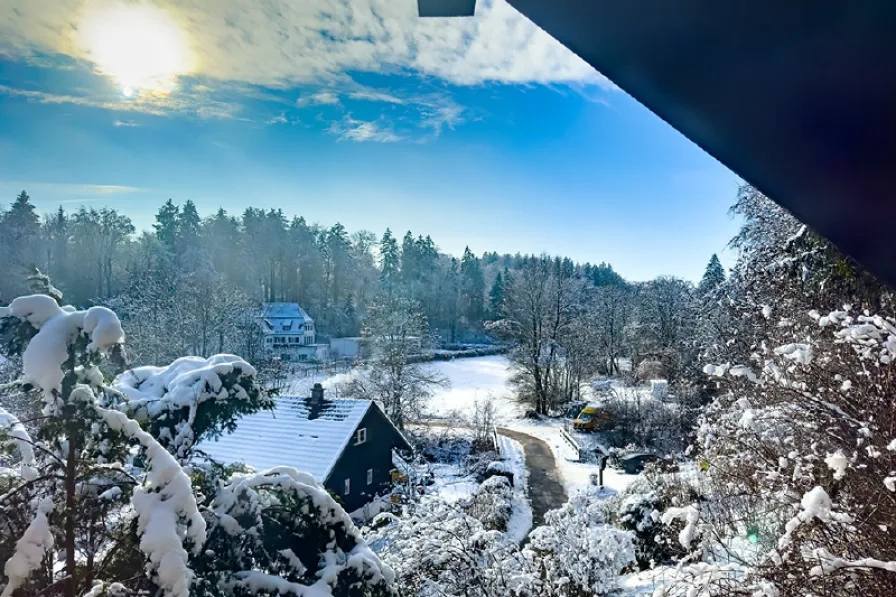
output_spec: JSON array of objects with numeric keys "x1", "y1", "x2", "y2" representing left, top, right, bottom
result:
[
  {"x1": 496, "y1": 434, "x2": 533, "y2": 542},
  {"x1": 423, "y1": 355, "x2": 522, "y2": 421}
]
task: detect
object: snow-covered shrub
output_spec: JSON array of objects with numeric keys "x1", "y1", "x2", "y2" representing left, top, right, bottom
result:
[
  {"x1": 464, "y1": 475, "x2": 513, "y2": 532},
  {"x1": 366, "y1": 496, "x2": 538, "y2": 597},
  {"x1": 468, "y1": 394, "x2": 497, "y2": 452},
  {"x1": 689, "y1": 308, "x2": 896, "y2": 596},
  {"x1": 635, "y1": 359, "x2": 665, "y2": 381},
  {"x1": 603, "y1": 473, "x2": 695, "y2": 570},
  {"x1": 526, "y1": 491, "x2": 635, "y2": 596},
  {"x1": 602, "y1": 389, "x2": 688, "y2": 453}
]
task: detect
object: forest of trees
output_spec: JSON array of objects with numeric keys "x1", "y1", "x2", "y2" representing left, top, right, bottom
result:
[{"x1": 0, "y1": 191, "x2": 692, "y2": 375}]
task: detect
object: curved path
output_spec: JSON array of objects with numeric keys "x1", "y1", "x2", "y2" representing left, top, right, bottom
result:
[{"x1": 497, "y1": 428, "x2": 568, "y2": 525}]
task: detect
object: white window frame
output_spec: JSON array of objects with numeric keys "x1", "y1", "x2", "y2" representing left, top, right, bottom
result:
[
  {"x1": 344, "y1": 478, "x2": 351, "y2": 495},
  {"x1": 367, "y1": 468, "x2": 373, "y2": 485},
  {"x1": 355, "y1": 428, "x2": 367, "y2": 445}
]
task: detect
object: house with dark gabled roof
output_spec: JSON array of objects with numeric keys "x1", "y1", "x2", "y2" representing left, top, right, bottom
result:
[{"x1": 201, "y1": 383, "x2": 412, "y2": 511}]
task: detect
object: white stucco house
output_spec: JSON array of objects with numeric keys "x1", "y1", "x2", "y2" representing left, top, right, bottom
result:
[{"x1": 259, "y1": 302, "x2": 323, "y2": 360}]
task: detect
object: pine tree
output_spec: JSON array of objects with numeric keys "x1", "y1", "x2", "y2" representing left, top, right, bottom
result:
[
  {"x1": 379, "y1": 228, "x2": 400, "y2": 286},
  {"x1": 154, "y1": 199, "x2": 180, "y2": 249},
  {"x1": 459, "y1": 246, "x2": 485, "y2": 327},
  {"x1": 488, "y1": 271, "x2": 506, "y2": 319},
  {"x1": 177, "y1": 199, "x2": 202, "y2": 254},
  {"x1": 1, "y1": 190, "x2": 41, "y2": 265},
  {"x1": 6, "y1": 190, "x2": 40, "y2": 233},
  {"x1": 400, "y1": 231, "x2": 416, "y2": 284},
  {"x1": 697, "y1": 253, "x2": 726, "y2": 295}
]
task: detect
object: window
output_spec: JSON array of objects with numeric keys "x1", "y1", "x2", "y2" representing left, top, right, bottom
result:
[
  {"x1": 265, "y1": 337, "x2": 272, "y2": 344},
  {"x1": 344, "y1": 478, "x2": 350, "y2": 495},
  {"x1": 354, "y1": 428, "x2": 367, "y2": 445},
  {"x1": 367, "y1": 468, "x2": 373, "y2": 485}
]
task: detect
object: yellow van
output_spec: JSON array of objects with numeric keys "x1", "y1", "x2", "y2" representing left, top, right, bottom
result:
[{"x1": 573, "y1": 405, "x2": 612, "y2": 432}]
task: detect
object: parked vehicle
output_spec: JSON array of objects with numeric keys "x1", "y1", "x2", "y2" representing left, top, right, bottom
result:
[
  {"x1": 615, "y1": 452, "x2": 677, "y2": 474},
  {"x1": 573, "y1": 404, "x2": 612, "y2": 432}
]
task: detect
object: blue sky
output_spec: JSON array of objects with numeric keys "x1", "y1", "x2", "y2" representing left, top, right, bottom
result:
[{"x1": 0, "y1": 0, "x2": 740, "y2": 282}]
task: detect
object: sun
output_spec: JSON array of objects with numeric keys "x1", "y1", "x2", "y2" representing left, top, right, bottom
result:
[{"x1": 79, "y1": 2, "x2": 194, "y2": 95}]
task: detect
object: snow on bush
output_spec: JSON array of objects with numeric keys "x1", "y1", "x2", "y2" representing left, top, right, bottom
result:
[
  {"x1": 464, "y1": 474, "x2": 513, "y2": 532},
  {"x1": 602, "y1": 473, "x2": 695, "y2": 570},
  {"x1": 687, "y1": 307, "x2": 896, "y2": 595},
  {"x1": 527, "y1": 491, "x2": 635, "y2": 596},
  {"x1": 366, "y1": 496, "x2": 537, "y2": 596},
  {"x1": 199, "y1": 466, "x2": 396, "y2": 597}
]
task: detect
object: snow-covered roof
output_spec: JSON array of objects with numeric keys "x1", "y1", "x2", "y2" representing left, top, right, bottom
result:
[
  {"x1": 261, "y1": 302, "x2": 314, "y2": 323},
  {"x1": 199, "y1": 396, "x2": 371, "y2": 482}
]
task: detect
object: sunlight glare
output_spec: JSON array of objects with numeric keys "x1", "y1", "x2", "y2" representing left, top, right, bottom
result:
[{"x1": 80, "y1": 2, "x2": 194, "y2": 95}]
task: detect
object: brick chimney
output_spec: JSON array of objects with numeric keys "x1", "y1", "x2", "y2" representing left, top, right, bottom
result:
[{"x1": 308, "y1": 383, "x2": 325, "y2": 419}]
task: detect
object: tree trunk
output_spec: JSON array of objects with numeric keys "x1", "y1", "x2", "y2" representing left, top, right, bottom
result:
[{"x1": 65, "y1": 437, "x2": 78, "y2": 597}]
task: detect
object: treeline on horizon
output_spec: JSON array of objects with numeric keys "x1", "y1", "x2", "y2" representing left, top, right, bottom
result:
[{"x1": 0, "y1": 191, "x2": 712, "y2": 367}]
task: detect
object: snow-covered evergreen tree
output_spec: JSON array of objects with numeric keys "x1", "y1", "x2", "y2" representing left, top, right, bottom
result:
[{"x1": 697, "y1": 254, "x2": 726, "y2": 296}]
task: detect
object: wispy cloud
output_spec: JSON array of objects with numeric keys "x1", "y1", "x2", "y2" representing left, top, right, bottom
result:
[
  {"x1": 0, "y1": 84, "x2": 242, "y2": 120},
  {"x1": 347, "y1": 90, "x2": 406, "y2": 105},
  {"x1": 296, "y1": 82, "x2": 466, "y2": 141},
  {"x1": 328, "y1": 116, "x2": 402, "y2": 143},
  {"x1": 113, "y1": 119, "x2": 139, "y2": 127},
  {"x1": 1, "y1": 181, "x2": 147, "y2": 197},
  {"x1": 296, "y1": 91, "x2": 341, "y2": 107},
  {"x1": 420, "y1": 103, "x2": 465, "y2": 137}
]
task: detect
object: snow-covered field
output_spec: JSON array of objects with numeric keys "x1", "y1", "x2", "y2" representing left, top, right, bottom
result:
[{"x1": 424, "y1": 355, "x2": 522, "y2": 421}]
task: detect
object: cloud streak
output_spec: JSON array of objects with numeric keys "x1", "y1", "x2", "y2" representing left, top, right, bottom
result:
[
  {"x1": 0, "y1": 84, "x2": 242, "y2": 120},
  {"x1": 328, "y1": 116, "x2": 402, "y2": 143},
  {"x1": 1, "y1": 181, "x2": 147, "y2": 196},
  {"x1": 296, "y1": 91, "x2": 341, "y2": 107}
]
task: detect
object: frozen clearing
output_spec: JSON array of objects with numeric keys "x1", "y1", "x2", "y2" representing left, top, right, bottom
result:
[{"x1": 424, "y1": 355, "x2": 522, "y2": 421}]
